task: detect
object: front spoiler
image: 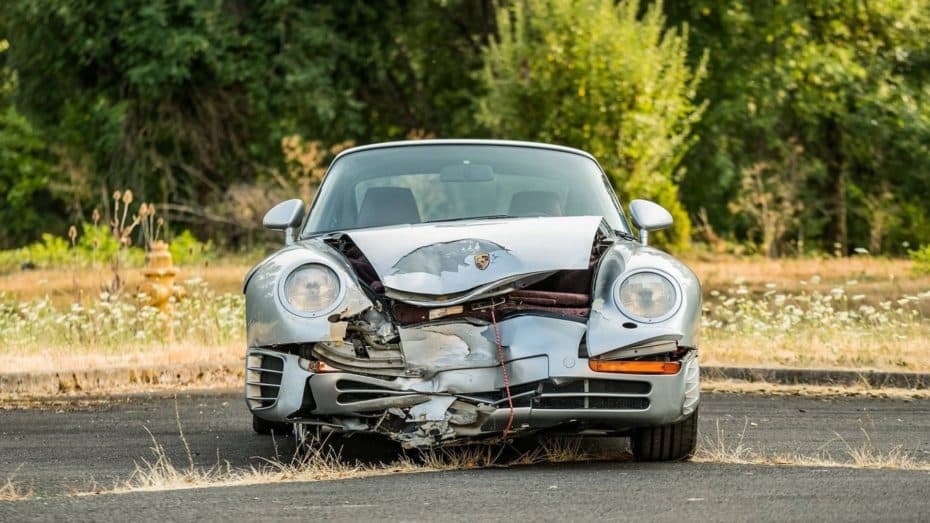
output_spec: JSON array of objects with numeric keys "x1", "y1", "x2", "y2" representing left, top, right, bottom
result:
[{"x1": 246, "y1": 347, "x2": 699, "y2": 446}]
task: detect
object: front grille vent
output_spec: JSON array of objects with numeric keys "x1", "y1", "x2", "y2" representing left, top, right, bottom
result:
[
  {"x1": 533, "y1": 378, "x2": 650, "y2": 410},
  {"x1": 333, "y1": 379, "x2": 418, "y2": 410},
  {"x1": 246, "y1": 353, "x2": 284, "y2": 409},
  {"x1": 535, "y1": 396, "x2": 650, "y2": 410}
]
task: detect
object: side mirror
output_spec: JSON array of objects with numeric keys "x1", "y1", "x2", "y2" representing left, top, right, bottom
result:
[
  {"x1": 629, "y1": 199, "x2": 673, "y2": 246},
  {"x1": 263, "y1": 199, "x2": 305, "y2": 245}
]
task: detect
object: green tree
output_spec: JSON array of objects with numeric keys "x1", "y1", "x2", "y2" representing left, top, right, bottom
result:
[
  {"x1": 0, "y1": 38, "x2": 63, "y2": 248},
  {"x1": 2, "y1": 1, "x2": 356, "y2": 205},
  {"x1": 1, "y1": 1, "x2": 495, "y2": 246},
  {"x1": 479, "y1": 0, "x2": 706, "y2": 250},
  {"x1": 668, "y1": 0, "x2": 930, "y2": 255},
  {"x1": 330, "y1": 1, "x2": 495, "y2": 140}
]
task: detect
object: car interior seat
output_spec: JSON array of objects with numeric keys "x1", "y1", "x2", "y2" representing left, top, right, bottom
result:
[
  {"x1": 508, "y1": 190, "x2": 563, "y2": 217},
  {"x1": 357, "y1": 186, "x2": 422, "y2": 228}
]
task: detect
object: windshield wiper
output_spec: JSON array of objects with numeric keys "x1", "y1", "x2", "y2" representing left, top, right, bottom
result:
[{"x1": 423, "y1": 215, "x2": 516, "y2": 224}]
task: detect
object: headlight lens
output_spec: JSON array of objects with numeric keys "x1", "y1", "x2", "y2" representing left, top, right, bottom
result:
[
  {"x1": 617, "y1": 271, "x2": 678, "y2": 321},
  {"x1": 283, "y1": 264, "x2": 340, "y2": 314}
]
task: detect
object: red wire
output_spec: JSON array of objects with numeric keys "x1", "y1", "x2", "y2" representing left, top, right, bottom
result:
[{"x1": 490, "y1": 305, "x2": 515, "y2": 439}]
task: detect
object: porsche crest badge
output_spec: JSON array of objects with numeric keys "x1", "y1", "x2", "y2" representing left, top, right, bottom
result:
[{"x1": 474, "y1": 252, "x2": 491, "y2": 270}]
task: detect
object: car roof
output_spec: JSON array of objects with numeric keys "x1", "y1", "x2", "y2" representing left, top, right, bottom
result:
[{"x1": 332, "y1": 139, "x2": 598, "y2": 163}]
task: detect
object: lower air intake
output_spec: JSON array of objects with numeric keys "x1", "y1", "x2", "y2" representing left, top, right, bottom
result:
[{"x1": 246, "y1": 353, "x2": 285, "y2": 409}]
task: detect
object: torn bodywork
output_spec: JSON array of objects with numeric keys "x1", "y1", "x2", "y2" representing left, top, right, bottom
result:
[{"x1": 245, "y1": 214, "x2": 701, "y2": 448}]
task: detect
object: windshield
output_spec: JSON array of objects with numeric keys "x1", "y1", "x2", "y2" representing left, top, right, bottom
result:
[{"x1": 301, "y1": 144, "x2": 629, "y2": 236}]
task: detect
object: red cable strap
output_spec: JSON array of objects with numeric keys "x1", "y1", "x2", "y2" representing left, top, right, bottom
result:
[{"x1": 490, "y1": 305, "x2": 515, "y2": 438}]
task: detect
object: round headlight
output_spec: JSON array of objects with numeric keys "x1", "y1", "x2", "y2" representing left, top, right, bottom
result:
[
  {"x1": 283, "y1": 264, "x2": 341, "y2": 315},
  {"x1": 617, "y1": 271, "x2": 679, "y2": 322}
]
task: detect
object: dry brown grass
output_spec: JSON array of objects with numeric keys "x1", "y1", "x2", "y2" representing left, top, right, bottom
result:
[
  {"x1": 88, "y1": 401, "x2": 599, "y2": 496},
  {"x1": 0, "y1": 467, "x2": 33, "y2": 502},
  {"x1": 102, "y1": 415, "x2": 930, "y2": 497},
  {"x1": 0, "y1": 264, "x2": 248, "y2": 305},
  {"x1": 688, "y1": 255, "x2": 930, "y2": 299},
  {"x1": 3, "y1": 256, "x2": 928, "y2": 385},
  {"x1": 701, "y1": 332, "x2": 930, "y2": 373},
  {"x1": 694, "y1": 256, "x2": 930, "y2": 373},
  {"x1": 8, "y1": 256, "x2": 924, "y2": 303},
  {"x1": 108, "y1": 403, "x2": 426, "y2": 494},
  {"x1": 694, "y1": 420, "x2": 930, "y2": 471},
  {"x1": 6, "y1": 342, "x2": 242, "y2": 375},
  {"x1": 702, "y1": 379, "x2": 930, "y2": 399},
  {"x1": 0, "y1": 366, "x2": 243, "y2": 400},
  {"x1": 108, "y1": 435, "x2": 599, "y2": 495}
]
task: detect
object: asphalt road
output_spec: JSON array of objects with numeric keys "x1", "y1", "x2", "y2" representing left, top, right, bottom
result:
[{"x1": 1, "y1": 391, "x2": 929, "y2": 521}]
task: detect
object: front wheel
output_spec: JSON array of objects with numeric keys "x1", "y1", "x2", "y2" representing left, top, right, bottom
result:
[{"x1": 630, "y1": 407, "x2": 698, "y2": 461}]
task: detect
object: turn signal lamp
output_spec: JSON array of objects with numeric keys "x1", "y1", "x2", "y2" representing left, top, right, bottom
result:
[
  {"x1": 588, "y1": 360, "x2": 681, "y2": 375},
  {"x1": 312, "y1": 361, "x2": 339, "y2": 373}
]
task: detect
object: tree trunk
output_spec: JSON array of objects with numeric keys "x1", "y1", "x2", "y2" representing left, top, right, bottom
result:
[
  {"x1": 825, "y1": 119, "x2": 847, "y2": 255},
  {"x1": 836, "y1": 169, "x2": 847, "y2": 253}
]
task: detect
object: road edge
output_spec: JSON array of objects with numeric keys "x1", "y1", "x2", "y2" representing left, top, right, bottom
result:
[
  {"x1": 1, "y1": 361, "x2": 927, "y2": 395},
  {"x1": 701, "y1": 365, "x2": 929, "y2": 389},
  {"x1": 0, "y1": 360, "x2": 244, "y2": 396}
]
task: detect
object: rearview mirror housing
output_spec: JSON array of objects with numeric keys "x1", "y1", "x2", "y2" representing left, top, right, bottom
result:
[
  {"x1": 439, "y1": 163, "x2": 494, "y2": 182},
  {"x1": 263, "y1": 199, "x2": 305, "y2": 245},
  {"x1": 629, "y1": 199, "x2": 673, "y2": 246}
]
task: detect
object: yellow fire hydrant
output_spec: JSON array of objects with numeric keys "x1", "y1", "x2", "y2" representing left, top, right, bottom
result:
[{"x1": 139, "y1": 240, "x2": 179, "y2": 313}]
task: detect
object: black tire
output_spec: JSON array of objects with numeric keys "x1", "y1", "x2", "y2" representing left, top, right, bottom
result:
[
  {"x1": 630, "y1": 407, "x2": 698, "y2": 461},
  {"x1": 252, "y1": 414, "x2": 292, "y2": 436}
]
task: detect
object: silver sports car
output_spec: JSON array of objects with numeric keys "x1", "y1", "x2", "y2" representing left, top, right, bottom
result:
[{"x1": 244, "y1": 140, "x2": 701, "y2": 461}]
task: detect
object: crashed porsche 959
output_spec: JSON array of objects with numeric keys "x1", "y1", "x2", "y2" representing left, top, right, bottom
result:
[{"x1": 244, "y1": 140, "x2": 701, "y2": 461}]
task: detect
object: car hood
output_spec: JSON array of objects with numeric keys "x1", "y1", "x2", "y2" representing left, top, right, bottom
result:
[{"x1": 344, "y1": 216, "x2": 603, "y2": 302}]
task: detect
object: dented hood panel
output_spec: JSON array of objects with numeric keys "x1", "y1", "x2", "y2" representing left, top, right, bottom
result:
[{"x1": 345, "y1": 216, "x2": 602, "y2": 296}]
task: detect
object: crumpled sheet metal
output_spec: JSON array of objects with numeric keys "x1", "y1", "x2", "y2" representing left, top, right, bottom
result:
[
  {"x1": 345, "y1": 215, "x2": 602, "y2": 297},
  {"x1": 586, "y1": 243, "x2": 701, "y2": 356},
  {"x1": 245, "y1": 239, "x2": 373, "y2": 347},
  {"x1": 397, "y1": 315, "x2": 587, "y2": 383}
]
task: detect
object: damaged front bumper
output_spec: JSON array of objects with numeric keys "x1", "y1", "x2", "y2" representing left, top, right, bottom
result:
[{"x1": 246, "y1": 316, "x2": 700, "y2": 448}]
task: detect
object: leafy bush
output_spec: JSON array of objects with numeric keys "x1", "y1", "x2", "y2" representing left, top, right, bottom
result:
[
  {"x1": 77, "y1": 223, "x2": 120, "y2": 263},
  {"x1": 479, "y1": 0, "x2": 706, "y2": 251},
  {"x1": 0, "y1": 233, "x2": 81, "y2": 272},
  {"x1": 169, "y1": 230, "x2": 213, "y2": 266},
  {"x1": 0, "y1": 226, "x2": 144, "y2": 274},
  {"x1": 0, "y1": 225, "x2": 216, "y2": 273},
  {"x1": 909, "y1": 245, "x2": 930, "y2": 274}
]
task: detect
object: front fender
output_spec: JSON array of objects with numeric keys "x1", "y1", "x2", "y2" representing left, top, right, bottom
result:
[
  {"x1": 586, "y1": 242, "x2": 701, "y2": 356},
  {"x1": 245, "y1": 239, "x2": 373, "y2": 347}
]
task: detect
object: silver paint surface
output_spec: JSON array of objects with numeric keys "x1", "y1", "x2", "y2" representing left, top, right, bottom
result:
[
  {"x1": 345, "y1": 215, "x2": 602, "y2": 297},
  {"x1": 244, "y1": 141, "x2": 703, "y2": 446},
  {"x1": 586, "y1": 242, "x2": 701, "y2": 356},
  {"x1": 245, "y1": 239, "x2": 373, "y2": 348}
]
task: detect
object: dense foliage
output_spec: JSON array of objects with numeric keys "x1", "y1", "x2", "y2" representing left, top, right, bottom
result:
[
  {"x1": 480, "y1": 0, "x2": 705, "y2": 249},
  {"x1": 1, "y1": 0, "x2": 929, "y2": 256},
  {"x1": 667, "y1": 0, "x2": 930, "y2": 256}
]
